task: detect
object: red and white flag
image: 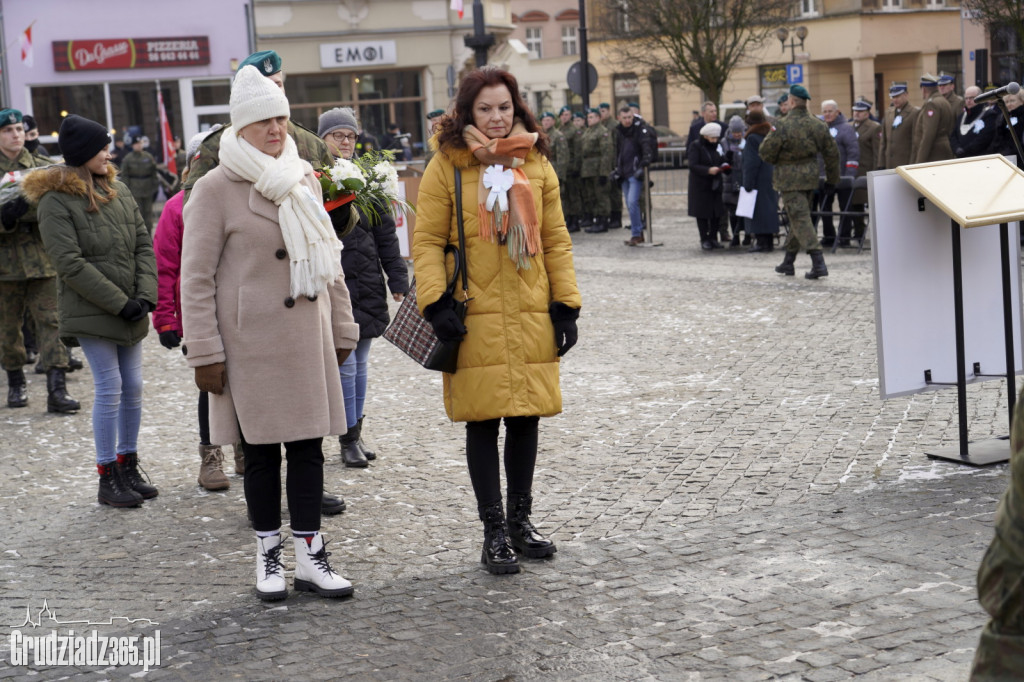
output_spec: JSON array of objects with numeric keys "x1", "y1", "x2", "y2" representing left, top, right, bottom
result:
[
  {"x1": 158, "y1": 90, "x2": 177, "y2": 176},
  {"x1": 20, "y1": 24, "x2": 33, "y2": 67},
  {"x1": 450, "y1": 0, "x2": 464, "y2": 19}
]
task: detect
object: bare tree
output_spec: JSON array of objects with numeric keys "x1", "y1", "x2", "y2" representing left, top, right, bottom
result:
[
  {"x1": 963, "y1": 0, "x2": 1024, "y2": 83},
  {"x1": 595, "y1": 0, "x2": 795, "y2": 105}
]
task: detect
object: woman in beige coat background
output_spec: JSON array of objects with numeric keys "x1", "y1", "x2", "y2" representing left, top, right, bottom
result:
[{"x1": 181, "y1": 66, "x2": 359, "y2": 601}]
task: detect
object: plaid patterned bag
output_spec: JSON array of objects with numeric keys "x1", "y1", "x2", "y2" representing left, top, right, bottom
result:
[
  {"x1": 384, "y1": 168, "x2": 469, "y2": 373},
  {"x1": 384, "y1": 248, "x2": 464, "y2": 373}
]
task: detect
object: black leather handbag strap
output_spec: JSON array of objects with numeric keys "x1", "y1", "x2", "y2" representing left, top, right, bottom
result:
[{"x1": 454, "y1": 168, "x2": 469, "y2": 296}]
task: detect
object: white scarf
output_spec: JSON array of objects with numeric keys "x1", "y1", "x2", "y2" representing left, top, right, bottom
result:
[{"x1": 219, "y1": 128, "x2": 342, "y2": 299}]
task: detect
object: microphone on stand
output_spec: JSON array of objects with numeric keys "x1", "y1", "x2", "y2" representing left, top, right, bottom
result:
[{"x1": 975, "y1": 82, "x2": 1021, "y2": 105}]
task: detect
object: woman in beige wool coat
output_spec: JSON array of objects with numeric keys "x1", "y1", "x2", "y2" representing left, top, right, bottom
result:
[{"x1": 181, "y1": 65, "x2": 358, "y2": 602}]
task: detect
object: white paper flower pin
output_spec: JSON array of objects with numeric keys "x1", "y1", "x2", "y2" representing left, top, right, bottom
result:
[{"x1": 482, "y1": 165, "x2": 514, "y2": 213}]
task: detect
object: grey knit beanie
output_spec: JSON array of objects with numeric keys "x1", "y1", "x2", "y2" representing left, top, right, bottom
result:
[
  {"x1": 318, "y1": 107, "x2": 359, "y2": 138},
  {"x1": 728, "y1": 115, "x2": 746, "y2": 134}
]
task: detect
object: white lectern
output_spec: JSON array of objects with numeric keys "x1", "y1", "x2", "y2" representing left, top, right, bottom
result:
[{"x1": 871, "y1": 154, "x2": 1024, "y2": 465}]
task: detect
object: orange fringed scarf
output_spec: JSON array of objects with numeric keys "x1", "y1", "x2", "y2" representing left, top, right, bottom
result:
[{"x1": 463, "y1": 121, "x2": 540, "y2": 269}]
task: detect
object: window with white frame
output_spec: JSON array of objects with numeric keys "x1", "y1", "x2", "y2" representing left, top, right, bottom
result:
[
  {"x1": 561, "y1": 26, "x2": 578, "y2": 56},
  {"x1": 925, "y1": 0, "x2": 944, "y2": 7},
  {"x1": 525, "y1": 27, "x2": 542, "y2": 59},
  {"x1": 799, "y1": 0, "x2": 817, "y2": 17},
  {"x1": 882, "y1": 0, "x2": 902, "y2": 10}
]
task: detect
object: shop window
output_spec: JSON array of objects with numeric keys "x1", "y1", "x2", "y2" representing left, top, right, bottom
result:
[
  {"x1": 31, "y1": 84, "x2": 105, "y2": 138},
  {"x1": 991, "y1": 24, "x2": 1021, "y2": 86},
  {"x1": 192, "y1": 79, "x2": 231, "y2": 107},
  {"x1": 561, "y1": 26, "x2": 578, "y2": 57},
  {"x1": 526, "y1": 27, "x2": 542, "y2": 59}
]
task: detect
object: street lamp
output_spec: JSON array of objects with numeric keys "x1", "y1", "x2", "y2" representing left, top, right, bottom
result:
[{"x1": 776, "y1": 25, "x2": 808, "y2": 63}]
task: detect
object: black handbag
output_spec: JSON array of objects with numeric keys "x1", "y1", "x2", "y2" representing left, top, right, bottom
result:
[{"x1": 384, "y1": 168, "x2": 469, "y2": 373}]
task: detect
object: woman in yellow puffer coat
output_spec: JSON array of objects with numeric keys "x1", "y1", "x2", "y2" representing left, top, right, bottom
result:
[{"x1": 413, "y1": 67, "x2": 581, "y2": 575}]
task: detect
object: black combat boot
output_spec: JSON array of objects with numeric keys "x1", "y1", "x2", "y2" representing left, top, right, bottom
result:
[
  {"x1": 45, "y1": 368, "x2": 80, "y2": 413},
  {"x1": 355, "y1": 417, "x2": 376, "y2": 461},
  {"x1": 340, "y1": 429, "x2": 368, "y2": 468},
  {"x1": 584, "y1": 215, "x2": 608, "y2": 233},
  {"x1": 578, "y1": 214, "x2": 593, "y2": 229},
  {"x1": 507, "y1": 492, "x2": 556, "y2": 558},
  {"x1": 479, "y1": 500, "x2": 520, "y2": 574},
  {"x1": 7, "y1": 369, "x2": 27, "y2": 408},
  {"x1": 117, "y1": 452, "x2": 158, "y2": 499},
  {"x1": 775, "y1": 250, "x2": 797, "y2": 276},
  {"x1": 97, "y1": 462, "x2": 143, "y2": 508},
  {"x1": 566, "y1": 215, "x2": 580, "y2": 233},
  {"x1": 805, "y1": 250, "x2": 829, "y2": 279},
  {"x1": 607, "y1": 213, "x2": 622, "y2": 230}
]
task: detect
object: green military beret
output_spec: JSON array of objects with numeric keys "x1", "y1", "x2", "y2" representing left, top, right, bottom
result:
[
  {"x1": 572, "y1": 111, "x2": 586, "y2": 120},
  {"x1": 599, "y1": 102, "x2": 610, "y2": 109},
  {"x1": 239, "y1": 50, "x2": 282, "y2": 76},
  {"x1": 540, "y1": 111, "x2": 555, "y2": 120},
  {"x1": 587, "y1": 107, "x2": 600, "y2": 115},
  {"x1": 427, "y1": 109, "x2": 445, "y2": 119},
  {"x1": 559, "y1": 105, "x2": 572, "y2": 114},
  {"x1": 0, "y1": 108, "x2": 22, "y2": 127},
  {"x1": 789, "y1": 84, "x2": 811, "y2": 100},
  {"x1": 777, "y1": 93, "x2": 789, "y2": 105}
]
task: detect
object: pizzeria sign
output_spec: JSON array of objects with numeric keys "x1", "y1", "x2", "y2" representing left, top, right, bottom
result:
[{"x1": 53, "y1": 36, "x2": 210, "y2": 72}]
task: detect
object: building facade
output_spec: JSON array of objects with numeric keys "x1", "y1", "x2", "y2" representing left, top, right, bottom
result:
[
  {"x1": 0, "y1": 0, "x2": 252, "y2": 155},
  {"x1": 586, "y1": 0, "x2": 986, "y2": 138},
  {"x1": 508, "y1": 1, "x2": 583, "y2": 115},
  {"x1": 254, "y1": 0, "x2": 520, "y2": 157}
]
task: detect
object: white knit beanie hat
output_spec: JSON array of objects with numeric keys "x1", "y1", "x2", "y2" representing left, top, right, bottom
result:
[
  {"x1": 230, "y1": 65, "x2": 290, "y2": 131},
  {"x1": 699, "y1": 122, "x2": 722, "y2": 138}
]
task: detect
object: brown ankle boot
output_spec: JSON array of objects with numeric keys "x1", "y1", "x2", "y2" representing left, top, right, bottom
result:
[{"x1": 198, "y1": 444, "x2": 230, "y2": 491}]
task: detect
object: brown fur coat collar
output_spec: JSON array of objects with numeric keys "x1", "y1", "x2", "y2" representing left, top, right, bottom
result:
[
  {"x1": 745, "y1": 122, "x2": 773, "y2": 139},
  {"x1": 21, "y1": 163, "x2": 119, "y2": 205}
]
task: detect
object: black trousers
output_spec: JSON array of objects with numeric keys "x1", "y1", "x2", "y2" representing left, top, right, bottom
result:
[
  {"x1": 198, "y1": 392, "x2": 210, "y2": 445},
  {"x1": 817, "y1": 185, "x2": 853, "y2": 239},
  {"x1": 242, "y1": 435, "x2": 324, "y2": 532},
  {"x1": 696, "y1": 218, "x2": 716, "y2": 242},
  {"x1": 465, "y1": 416, "x2": 540, "y2": 509}
]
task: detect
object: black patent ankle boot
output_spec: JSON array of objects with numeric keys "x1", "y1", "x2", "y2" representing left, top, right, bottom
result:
[
  {"x1": 118, "y1": 453, "x2": 158, "y2": 499},
  {"x1": 339, "y1": 429, "x2": 368, "y2": 468},
  {"x1": 479, "y1": 501, "x2": 520, "y2": 574},
  {"x1": 98, "y1": 463, "x2": 143, "y2": 508},
  {"x1": 507, "y1": 492, "x2": 557, "y2": 558}
]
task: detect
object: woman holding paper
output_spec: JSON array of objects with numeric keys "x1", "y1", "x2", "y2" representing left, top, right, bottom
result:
[{"x1": 741, "y1": 111, "x2": 780, "y2": 253}]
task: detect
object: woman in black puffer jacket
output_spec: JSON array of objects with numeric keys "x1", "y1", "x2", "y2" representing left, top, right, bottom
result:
[{"x1": 319, "y1": 107, "x2": 410, "y2": 468}]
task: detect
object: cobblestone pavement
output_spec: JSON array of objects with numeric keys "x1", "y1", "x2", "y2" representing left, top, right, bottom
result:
[{"x1": 0, "y1": 184, "x2": 1015, "y2": 680}]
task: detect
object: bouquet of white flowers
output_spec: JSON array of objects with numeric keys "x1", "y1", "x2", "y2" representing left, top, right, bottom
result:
[{"x1": 315, "y1": 149, "x2": 413, "y2": 226}]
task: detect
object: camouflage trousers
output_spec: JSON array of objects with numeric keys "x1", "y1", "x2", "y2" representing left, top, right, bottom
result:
[
  {"x1": 971, "y1": 534, "x2": 1024, "y2": 680},
  {"x1": 581, "y1": 176, "x2": 611, "y2": 217},
  {"x1": 0, "y1": 278, "x2": 68, "y2": 371},
  {"x1": 780, "y1": 190, "x2": 822, "y2": 254},
  {"x1": 562, "y1": 176, "x2": 584, "y2": 218}
]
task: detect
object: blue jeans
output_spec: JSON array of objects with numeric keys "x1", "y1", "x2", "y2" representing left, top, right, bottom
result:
[
  {"x1": 339, "y1": 338, "x2": 372, "y2": 429},
  {"x1": 77, "y1": 337, "x2": 144, "y2": 465},
  {"x1": 623, "y1": 175, "x2": 644, "y2": 238}
]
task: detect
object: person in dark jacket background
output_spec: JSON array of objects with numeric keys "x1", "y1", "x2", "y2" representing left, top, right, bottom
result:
[
  {"x1": 952, "y1": 86, "x2": 999, "y2": 159},
  {"x1": 741, "y1": 112, "x2": 779, "y2": 252},
  {"x1": 817, "y1": 100, "x2": 859, "y2": 247},
  {"x1": 318, "y1": 107, "x2": 410, "y2": 468},
  {"x1": 27, "y1": 114, "x2": 158, "y2": 509},
  {"x1": 687, "y1": 122, "x2": 728, "y2": 251},
  {"x1": 720, "y1": 116, "x2": 747, "y2": 247},
  {"x1": 989, "y1": 90, "x2": 1024, "y2": 169},
  {"x1": 614, "y1": 106, "x2": 656, "y2": 246}
]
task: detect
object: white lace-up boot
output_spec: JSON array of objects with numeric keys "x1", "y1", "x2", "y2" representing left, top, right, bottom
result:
[
  {"x1": 293, "y1": 534, "x2": 353, "y2": 598},
  {"x1": 255, "y1": 534, "x2": 288, "y2": 601}
]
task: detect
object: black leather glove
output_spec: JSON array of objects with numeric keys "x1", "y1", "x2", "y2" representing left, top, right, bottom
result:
[
  {"x1": 118, "y1": 299, "x2": 146, "y2": 322},
  {"x1": 633, "y1": 168, "x2": 645, "y2": 179},
  {"x1": 609, "y1": 170, "x2": 621, "y2": 184},
  {"x1": 955, "y1": 147, "x2": 965, "y2": 157},
  {"x1": 423, "y1": 294, "x2": 467, "y2": 342},
  {"x1": 159, "y1": 330, "x2": 181, "y2": 349},
  {"x1": 1, "y1": 196, "x2": 29, "y2": 230},
  {"x1": 550, "y1": 302, "x2": 580, "y2": 357}
]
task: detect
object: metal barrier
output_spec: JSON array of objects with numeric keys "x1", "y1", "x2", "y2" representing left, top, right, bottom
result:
[{"x1": 649, "y1": 166, "x2": 686, "y2": 196}]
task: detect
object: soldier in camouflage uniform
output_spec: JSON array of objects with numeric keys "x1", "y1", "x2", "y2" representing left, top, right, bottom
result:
[
  {"x1": 600, "y1": 102, "x2": 623, "y2": 229},
  {"x1": 581, "y1": 108, "x2": 615, "y2": 233},
  {"x1": 182, "y1": 50, "x2": 334, "y2": 207},
  {"x1": 971, "y1": 387, "x2": 1024, "y2": 680},
  {"x1": 180, "y1": 50, "x2": 346, "y2": 518},
  {"x1": 563, "y1": 112, "x2": 586, "y2": 232},
  {"x1": 541, "y1": 112, "x2": 571, "y2": 232},
  {"x1": 120, "y1": 136, "x2": 159, "y2": 234},
  {"x1": 758, "y1": 84, "x2": 840, "y2": 280},
  {"x1": 0, "y1": 108, "x2": 78, "y2": 413},
  {"x1": 556, "y1": 105, "x2": 573, "y2": 131}
]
